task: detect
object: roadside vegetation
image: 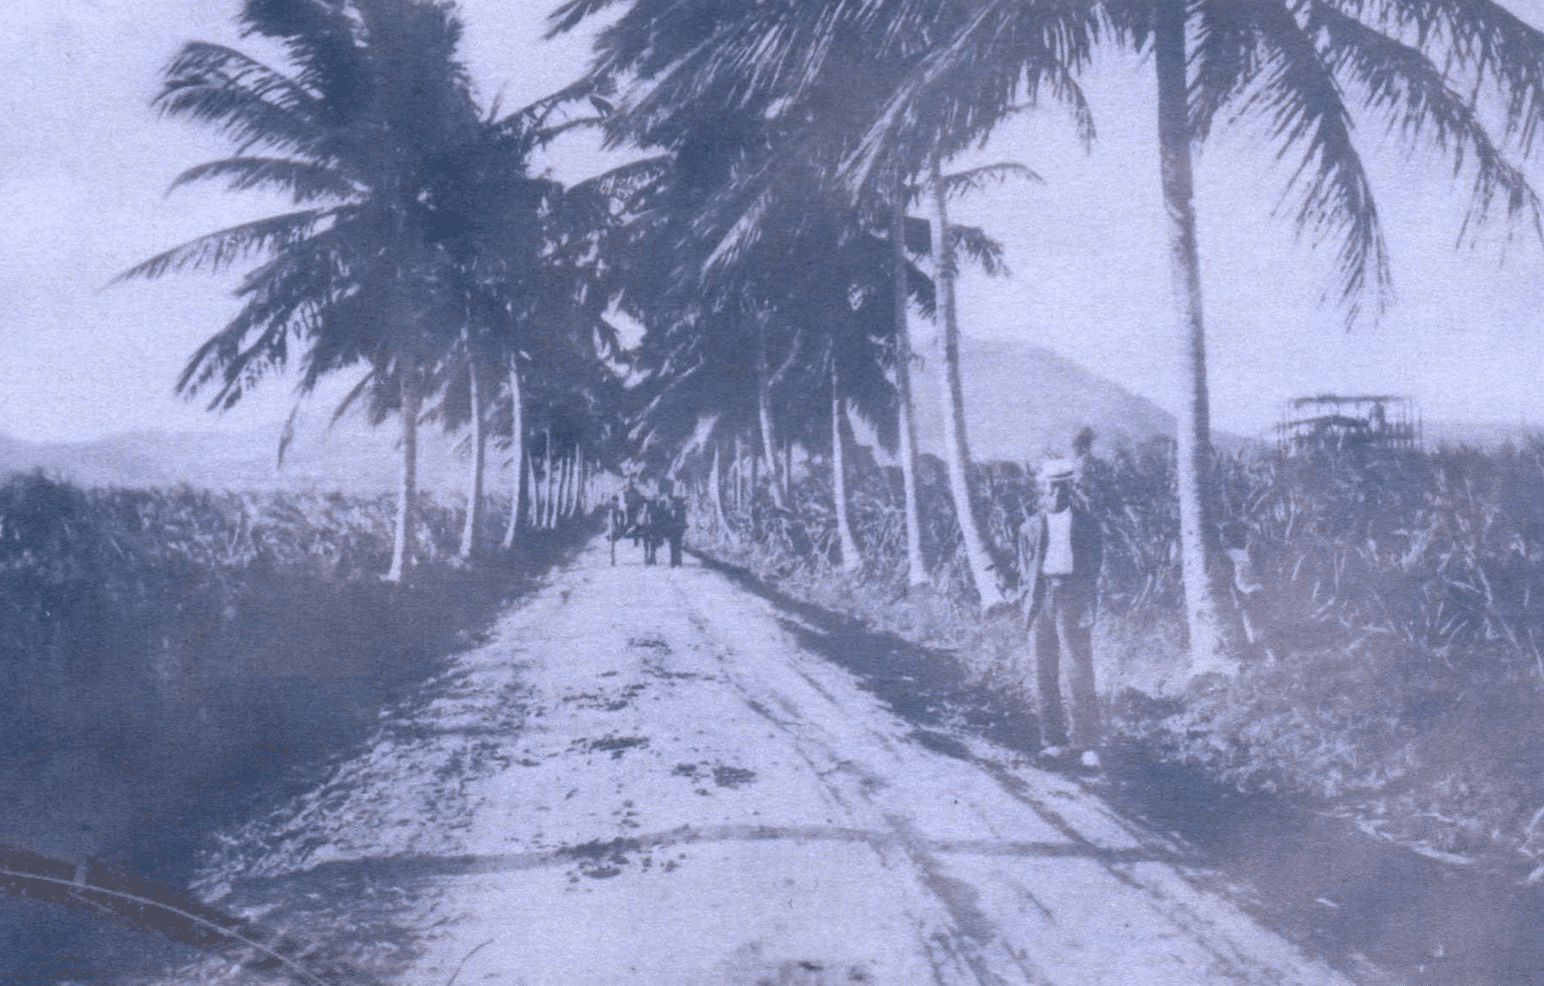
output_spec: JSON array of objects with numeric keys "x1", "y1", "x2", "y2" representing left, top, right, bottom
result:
[
  {"x1": 12, "y1": 0, "x2": 1544, "y2": 979},
  {"x1": 0, "y1": 472, "x2": 592, "y2": 884},
  {"x1": 682, "y1": 436, "x2": 1544, "y2": 877}
]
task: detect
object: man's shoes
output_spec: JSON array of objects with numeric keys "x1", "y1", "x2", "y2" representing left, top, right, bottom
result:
[
  {"x1": 1033, "y1": 745, "x2": 1103, "y2": 775},
  {"x1": 1033, "y1": 745, "x2": 1073, "y2": 768}
]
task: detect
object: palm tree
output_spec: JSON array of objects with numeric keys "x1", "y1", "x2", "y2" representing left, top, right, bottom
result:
[
  {"x1": 556, "y1": 1, "x2": 1036, "y2": 603},
  {"x1": 889, "y1": 172, "x2": 930, "y2": 588},
  {"x1": 575, "y1": 0, "x2": 1544, "y2": 667},
  {"x1": 1108, "y1": 0, "x2": 1544, "y2": 671},
  {"x1": 121, "y1": 0, "x2": 483, "y2": 581},
  {"x1": 414, "y1": 95, "x2": 619, "y2": 558}
]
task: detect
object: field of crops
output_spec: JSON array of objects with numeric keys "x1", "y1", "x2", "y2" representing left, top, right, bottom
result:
[
  {"x1": 687, "y1": 438, "x2": 1544, "y2": 875},
  {"x1": 0, "y1": 472, "x2": 584, "y2": 892}
]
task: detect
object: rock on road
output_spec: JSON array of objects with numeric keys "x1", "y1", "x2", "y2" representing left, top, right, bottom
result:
[{"x1": 203, "y1": 539, "x2": 1361, "y2": 986}]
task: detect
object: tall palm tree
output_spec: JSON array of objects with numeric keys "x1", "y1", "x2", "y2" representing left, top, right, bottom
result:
[
  {"x1": 584, "y1": 0, "x2": 1544, "y2": 667},
  {"x1": 889, "y1": 171, "x2": 930, "y2": 588},
  {"x1": 417, "y1": 95, "x2": 619, "y2": 557},
  {"x1": 868, "y1": 0, "x2": 1544, "y2": 670},
  {"x1": 555, "y1": 0, "x2": 1039, "y2": 604},
  {"x1": 120, "y1": 0, "x2": 483, "y2": 581},
  {"x1": 1112, "y1": 0, "x2": 1544, "y2": 671}
]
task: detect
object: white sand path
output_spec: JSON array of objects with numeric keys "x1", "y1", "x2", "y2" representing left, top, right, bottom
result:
[{"x1": 211, "y1": 538, "x2": 1361, "y2": 986}]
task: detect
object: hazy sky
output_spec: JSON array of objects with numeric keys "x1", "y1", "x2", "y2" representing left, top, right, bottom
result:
[{"x1": 2, "y1": 0, "x2": 1543, "y2": 443}]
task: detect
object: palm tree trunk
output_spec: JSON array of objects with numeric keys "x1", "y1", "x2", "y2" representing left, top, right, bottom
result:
[
  {"x1": 457, "y1": 364, "x2": 485, "y2": 562},
  {"x1": 500, "y1": 358, "x2": 524, "y2": 551},
  {"x1": 1155, "y1": 0, "x2": 1239, "y2": 675},
  {"x1": 749, "y1": 440, "x2": 759, "y2": 509},
  {"x1": 891, "y1": 175, "x2": 929, "y2": 587},
  {"x1": 544, "y1": 430, "x2": 557, "y2": 529},
  {"x1": 710, "y1": 441, "x2": 726, "y2": 526},
  {"x1": 526, "y1": 451, "x2": 541, "y2": 527},
  {"x1": 832, "y1": 359, "x2": 862, "y2": 572},
  {"x1": 754, "y1": 320, "x2": 786, "y2": 508},
  {"x1": 733, "y1": 433, "x2": 745, "y2": 510},
  {"x1": 385, "y1": 370, "x2": 421, "y2": 583},
  {"x1": 554, "y1": 454, "x2": 567, "y2": 522},
  {"x1": 927, "y1": 153, "x2": 1006, "y2": 610},
  {"x1": 563, "y1": 453, "x2": 577, "y2": 518}
]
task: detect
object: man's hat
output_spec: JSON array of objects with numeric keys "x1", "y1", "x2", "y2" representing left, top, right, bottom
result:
[{"x1": 1040, "y1": 457, "x2": 1077, "y2": 484}]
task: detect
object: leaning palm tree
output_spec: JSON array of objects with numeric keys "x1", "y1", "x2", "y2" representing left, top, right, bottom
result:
[
  {"x1": 417, "y1": 94, "x2": 619, "y2": 558},
  {"x1": 121, "y1": 0, "x2": 483, "y2": 581},
  {"x1": 556, "y1": 3, "x2": 1042, "y2": 605},
  {"x1": 861, "y1": 0, "x2": 1544, "y2": 670},
  {"x1": 598, "y1": 0, "x2": 1544, "y2": 669}
]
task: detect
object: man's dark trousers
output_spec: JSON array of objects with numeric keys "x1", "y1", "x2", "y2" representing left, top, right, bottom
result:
[{"x1": 1030, "y1": 575, "x2": 1100, "y2": 750}]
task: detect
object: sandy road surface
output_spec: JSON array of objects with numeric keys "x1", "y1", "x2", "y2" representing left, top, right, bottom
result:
[{"x1": 203, "y1": 538, "x2": 1364, "y2": 986}]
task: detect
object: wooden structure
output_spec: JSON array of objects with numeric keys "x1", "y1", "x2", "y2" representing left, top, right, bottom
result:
[{"x1": 1277, "y1": 394, "x2": 1420, "y2": 455}]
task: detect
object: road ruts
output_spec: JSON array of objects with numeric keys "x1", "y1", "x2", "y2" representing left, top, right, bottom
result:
[{"x1": 210, "y1": 536, "x2": 1367, "y2": 986}]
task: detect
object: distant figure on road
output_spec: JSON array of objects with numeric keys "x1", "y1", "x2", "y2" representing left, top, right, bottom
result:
[
  {"x1": 1018, "y1": 457, "x2": 1104, "y2": 769},
  {"x1": 660, "y1": 486, "x2": 688, "y2": 567},
  {"x1": 607, "y1": 492, "x2": 629, "y2": 566},
  {"x1": 639, "y1": 495, "x2": 663, "y2": 566},
  {"x1": 622, "y1": 479, "x2": 646, "y2": 548}
]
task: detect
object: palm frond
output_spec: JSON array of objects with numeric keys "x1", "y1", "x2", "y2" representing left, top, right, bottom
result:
[
  {"x1": 701, "y1": 184, "x2": 775, "y2": 275},
  {"x1": 169, "y1": 157, "x2": 359, "y2": 203},
  {"x1": 177, "y1": 231, "x2": 351, "y2": 404},
  {"x1": 329, "y1": 366, "x2": 383, "y2": 425},
  {"x1": 157, "y1": 42, "x2": 330, "y2": 159},
  {"x1": 1338, "y1": 0, "x2": 1544, "y2": 157},
  {"x1": 568, "y1": 155, "x2": 671, "y2": 212},
  {"x1": 1190, "y1": 0, "x2": 1264, "y2": 142},
  {"x1": 843, "y1": 0, "x2": 1096, "y2": 195},
  {"x1": 942, "y1": 162, "x2": 1044, "y2": 199},
  {"x1": 546, "y1": 0, "x2": 633, "y2": 38},
  {"x1": 1312, "y1": 4, "x2": 1544, "y2": 249},
  {"x1": 1241, "y1": 0, "x2": 1392, "y2": 324},
  {"x1": 950, "y1": 225, "x2": 1009, "y2": 277},
  {"x1": 115, "y1": 208, "x2": 338, "y2": 282}
]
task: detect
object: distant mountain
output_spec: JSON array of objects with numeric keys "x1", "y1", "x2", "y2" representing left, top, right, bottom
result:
[
  {"x1": 907, "y1": 337, "x2": 1248, "y2": 464},
  {"x1": 0, "y1": 414, "x2": 478, "y2": 495}
]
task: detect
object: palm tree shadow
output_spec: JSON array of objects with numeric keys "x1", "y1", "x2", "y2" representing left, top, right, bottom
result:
[
  {"x1": 688, "y1": 551, "x2": 1040, "y2": 755},
  {"x1": 691, "y1": 551, "x2": 1544, "y2": 986}
]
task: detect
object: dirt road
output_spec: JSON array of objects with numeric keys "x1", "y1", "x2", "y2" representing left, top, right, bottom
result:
[{"x1": 198, "y1": 538, "x2": 1365, "y2": 986}]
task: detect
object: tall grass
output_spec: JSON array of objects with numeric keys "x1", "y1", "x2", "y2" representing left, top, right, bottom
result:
[
  {"x1": 689, "y1": 438, "x2": 1544, "y2": 869},
  {"x1": 0, "y1": 472, "x2": 581, "y2": 882}
]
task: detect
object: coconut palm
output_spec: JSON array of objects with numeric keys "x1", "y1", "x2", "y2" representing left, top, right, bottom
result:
[
  {"x1": 556, "y1": 2, "x2": 1043, "y2": 603},
  {"x1": 120, "y1": 0, "x2": 483, "y2": 581},
  {"x1": 853, "y1": 0, "x2": 1544, "y2": 668},
  {"x1": 568, "y1": 0, "x2": 1544, "y2": 664},
  {"x1": 1126, "y1": 0, "x2": 1542, "y2": 671},
  {"x1": 419, "y1": 95, "x2": 620, "y2": 558}
]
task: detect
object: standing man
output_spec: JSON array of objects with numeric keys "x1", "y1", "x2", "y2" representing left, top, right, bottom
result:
[
  {"x1": 639, "y1": 494, "x2": 660, "y2": 566},
  {"x1": 622, "y1": 478, "x2": 646, "y2": 548},
  {"x1": 1019, "y1": 458, "x2": 1104, "y2": 770},
  {"x1": 663, "y1": 484, "x2": 688, "y2": 567}
]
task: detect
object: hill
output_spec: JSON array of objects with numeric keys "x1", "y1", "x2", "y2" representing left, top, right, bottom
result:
[
  {"x1": 0, "y1": 414, "x2": 480, "y2": 496},
  {"x1": 907, "y1": 336, "x2": 1249, "y2": 464}
]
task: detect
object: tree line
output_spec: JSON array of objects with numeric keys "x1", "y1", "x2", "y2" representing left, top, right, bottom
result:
[{"x1": 127, "y1": 0, "x2": 1544, "y2": 673}]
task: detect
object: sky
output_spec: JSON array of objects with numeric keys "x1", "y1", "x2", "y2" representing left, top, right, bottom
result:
[{"x1": 2, "y1": 0, "x2": 1543, "y2": 444}]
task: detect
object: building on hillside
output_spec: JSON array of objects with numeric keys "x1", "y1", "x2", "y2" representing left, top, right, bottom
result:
[{"x1": 1277, "y1": 395, "x2": 1420, "y2": 456}]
